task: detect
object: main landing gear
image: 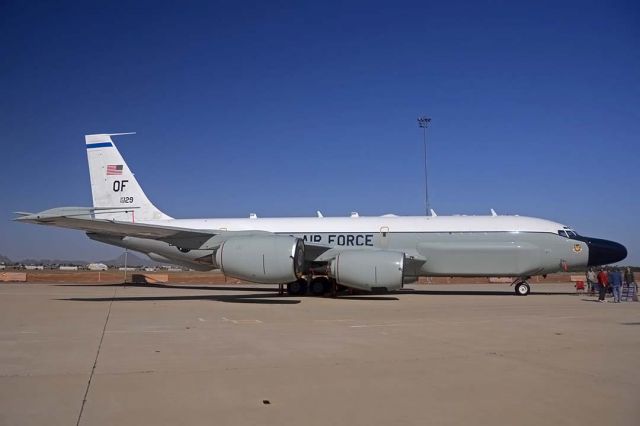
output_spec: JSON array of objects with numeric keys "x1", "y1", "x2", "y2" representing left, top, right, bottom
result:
[
  {"x1": 309, "y1": 277, "x2": 331, "y2": 296},
  {"x1": 286, "y1": 276, "x2": 333, "y2": 297},
  {"x1": 512, "y1": 278, "x2": 531, "y2": 296},
  {"x1": 286, "y1": 278, "x2": 308, "y2": 296}
]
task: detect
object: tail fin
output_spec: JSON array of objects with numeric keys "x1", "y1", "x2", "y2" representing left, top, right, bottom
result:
[{"x1": 85, "y1": 133, "x2": 172, "y2": 221}]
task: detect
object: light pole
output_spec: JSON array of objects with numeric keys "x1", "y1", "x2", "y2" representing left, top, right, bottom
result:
[
  {"x1": 417, "y1": 116, "x2": 432, "y2": 216},
  {"x1": 123, "y1": 248, "x2": 128, "y2": 285}
]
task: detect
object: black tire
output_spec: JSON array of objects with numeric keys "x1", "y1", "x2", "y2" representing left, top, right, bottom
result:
[
  {"x1": 310, "y1": 277, "x2": 329, "y2": 296},
  {"x1": 515, "y1": 282, "x2": 530, "y2": 296},
  {"x1": 287, "y1": 279, "x2": 308, "y2": 296}
]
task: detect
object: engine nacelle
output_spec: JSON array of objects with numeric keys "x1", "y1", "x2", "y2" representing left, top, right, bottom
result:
[
  {"x1": 329, "y1": 250, "x2": 405, "y2": 292},
  {"x1": 214, "y1": 235, "x2": 304, "y2": 284}
]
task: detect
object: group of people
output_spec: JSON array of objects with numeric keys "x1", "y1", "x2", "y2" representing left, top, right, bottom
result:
[{"x1": 586, "y1": 267, "x2": 637, "y2": 303}]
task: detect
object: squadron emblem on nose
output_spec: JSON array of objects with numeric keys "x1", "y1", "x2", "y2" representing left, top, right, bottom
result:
[{"x1": 573, "y1": 244, "x2": 582, "y2": 253}]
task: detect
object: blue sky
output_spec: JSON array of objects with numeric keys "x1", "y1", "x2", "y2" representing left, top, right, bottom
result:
[{"x1": 1, "y1": 0, "x2": 638, "y2": 264}]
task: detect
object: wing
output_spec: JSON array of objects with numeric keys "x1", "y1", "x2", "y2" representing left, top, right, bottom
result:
[
  {"x1": 14, "y1": 207, "x2": 269, "y2": 250},
  {"x1": 15, "y1": 207, "x2": 426, "y2": 269}
]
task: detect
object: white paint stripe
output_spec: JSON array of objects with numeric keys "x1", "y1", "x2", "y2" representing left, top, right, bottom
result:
[
  {"x1": 222, "y1": 317, "x2": 262, "y2": 324},
  {"x1": 350, "y1": 323, "x2": 406, "y2": 328}
]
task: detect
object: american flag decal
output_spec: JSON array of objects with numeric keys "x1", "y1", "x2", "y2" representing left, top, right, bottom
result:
[{"x1": 106, "y1": 164, "x2": 123, "y2": 175}]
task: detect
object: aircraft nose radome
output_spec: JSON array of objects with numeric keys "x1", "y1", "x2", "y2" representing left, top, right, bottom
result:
[{"x1": 583, "y1": 237, "x2": 627, "y2": 266}]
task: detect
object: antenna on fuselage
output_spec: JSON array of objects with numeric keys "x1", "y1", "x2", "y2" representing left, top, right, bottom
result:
[
  {"x1": 429, "y1": 209, "x2": 437, "y2": 217},
  {"x1": 490, "y1": 209, "x2": 498, "y2": 217},
  {"x1": 417, "y1": 116, "x2": 432, "y2": 216}
]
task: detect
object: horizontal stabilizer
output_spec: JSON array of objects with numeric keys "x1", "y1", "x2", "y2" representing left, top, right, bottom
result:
[{"x1": 13, "y1": 206, "x2": 140, "y2": 222}]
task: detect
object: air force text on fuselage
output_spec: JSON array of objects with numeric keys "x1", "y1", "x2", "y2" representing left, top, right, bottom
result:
[{"x1": 300, "y1": 234, "x2": 374, "y2": 246}]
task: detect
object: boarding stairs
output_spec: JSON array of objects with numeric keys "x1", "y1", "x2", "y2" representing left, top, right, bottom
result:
[{"x1": 622, "y1": 281, "x2": 638, "y2": 302}]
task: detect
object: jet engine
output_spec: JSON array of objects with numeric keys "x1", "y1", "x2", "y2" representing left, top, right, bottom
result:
[
  {"x1": 214, "y1": 235, "x2": 305, "y2": 284},
  {"x1": 329, "y1": 250, "x2": 405, "y2": 292}
]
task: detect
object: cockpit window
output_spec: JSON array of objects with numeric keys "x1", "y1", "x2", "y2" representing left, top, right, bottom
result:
[{"x1": 558, "y1": 230, "x2": 577, "y2": 238}]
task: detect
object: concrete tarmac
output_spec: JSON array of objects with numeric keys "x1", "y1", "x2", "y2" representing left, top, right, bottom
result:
[{"x1": 0, "y1": 282, "x2": 638, "y2": 426}]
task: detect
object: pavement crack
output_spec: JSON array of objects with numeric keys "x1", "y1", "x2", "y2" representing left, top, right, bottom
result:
[{"x1": 76, "y1": 285, "x2": 117, "y2": 426}]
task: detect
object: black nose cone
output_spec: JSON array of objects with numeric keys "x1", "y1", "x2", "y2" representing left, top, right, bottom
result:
[{"x1": 576, "y1": 236, "x2": 627, "y2": 266}]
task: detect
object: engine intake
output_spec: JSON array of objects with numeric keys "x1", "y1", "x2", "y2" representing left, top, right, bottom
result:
[
  {"x1": 214, "y1": 235, "x2": 304, "y2": 284},
  {"x1": 329, "y1": 250, "x2": 405, "y2": 292}
]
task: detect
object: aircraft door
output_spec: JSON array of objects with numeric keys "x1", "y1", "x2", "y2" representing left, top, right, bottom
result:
[{"x1": 379, "y1": 226, "x2": 390, "y2": 249}]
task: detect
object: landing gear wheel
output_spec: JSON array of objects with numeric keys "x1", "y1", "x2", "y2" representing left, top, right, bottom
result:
[
  {"x1": 515, "y1": 282, "x2": 530, "y2": 296},
  {"x1": 287, "y1": 279, "x2": 308, "y2": 296},
  {"x1": 310, "y1": 277, "x2": 330, "y2": 296}
]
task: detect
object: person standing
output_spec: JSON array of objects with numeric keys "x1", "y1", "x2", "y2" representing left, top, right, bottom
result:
[
  {"x1": 610, "y1": 268, "x2": 623, "y2": 303},
  {"x1": 587, "y1": 268, "x2": 597, "y2": 295},
  {"x1": 624, "y1": 267, "x2": 637, "y2": 301},
  {"x1": 597, "y1": 268, "x2": 609, "y2": 302}
]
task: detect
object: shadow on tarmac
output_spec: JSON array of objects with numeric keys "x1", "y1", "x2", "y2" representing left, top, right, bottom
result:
[
  {"x1": 57, "y1": 283, "x2": 300, "y2": 304},
  {"x1": 59, "y1": 294, "x2": 301, "y2": 305},
  {"x1": 60, "y1": 294, "x2": 399, "y2": 303},
  {"x1": 56, "y1": 282, "x2": 277, "y2": 292},
  {"x1": 55, "y1": 283, "x2": 401, "y2": 302},
  {"x1": 54, "y1": 283, "x2": 577, "y2": 302},
  {"x1": 337, "y1": 296, "x2": 400, "y2": 301}
]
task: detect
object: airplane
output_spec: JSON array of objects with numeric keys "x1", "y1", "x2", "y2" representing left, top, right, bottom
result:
[{"x1": 15, "y1": 133, "x2": 627, "y2": 296}]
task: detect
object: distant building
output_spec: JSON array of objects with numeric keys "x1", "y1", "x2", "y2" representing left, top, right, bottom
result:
[
  {"x1": 0, "y1": 264, "x2": 5, "y2": 270},
  {"x1": 59, "y1": 266, "x2": 78, "y2": 271},
  {"x1": 25, "y1": 265, "x2": 44, "y2": 270},
  {"x1": 87, "y1": 263, "x2": 108, "y2": 271},
  {"x1": 118, "y1": 267, "x2": 137, "y2": 271}
]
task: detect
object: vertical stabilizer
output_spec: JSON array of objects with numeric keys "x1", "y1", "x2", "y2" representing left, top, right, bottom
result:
[{"x1": 85, "y1": 133, "x2": 172, "y2": 221}]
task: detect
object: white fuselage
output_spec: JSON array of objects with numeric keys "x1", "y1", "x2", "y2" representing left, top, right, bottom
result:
[
  {"x1": 147, "y1": 214, "x2": 566, "y2": 234},
  {"x1": 104, "y1": 214, "x2": 586, "y2": 278}
]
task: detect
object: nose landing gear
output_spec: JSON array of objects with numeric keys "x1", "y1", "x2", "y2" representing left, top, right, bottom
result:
[{"x1": 512, "y1": 277, "x2": 531, "y2": 296}]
